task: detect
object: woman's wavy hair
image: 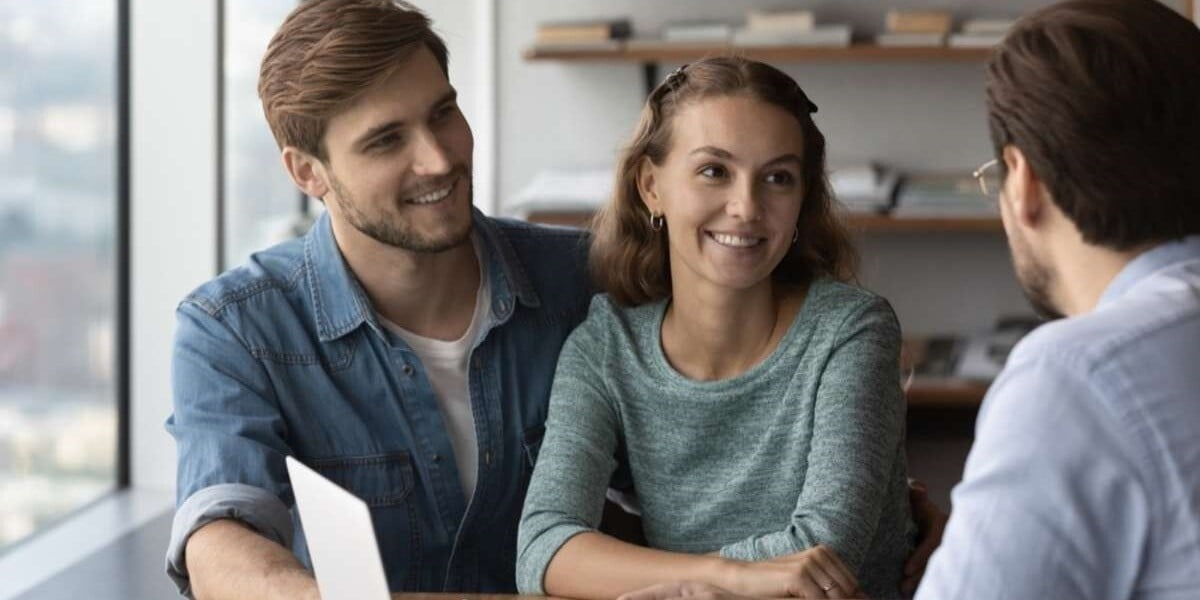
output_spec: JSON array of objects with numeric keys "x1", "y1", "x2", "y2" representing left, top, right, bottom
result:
[{"x1": 589, "y1": 56, "x2": 857, "y2": 306}]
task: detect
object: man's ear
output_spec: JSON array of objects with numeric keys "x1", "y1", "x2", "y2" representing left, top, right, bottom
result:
[
  {"x1": 636, "y1": 156, "x2": 661, "y2": 215},
  {"x1": 281, "y1": 146, "x2": 330, "y2": 199},
  {"x1": 1001, "y1": 144, "x2": 1047, "y2": 229}
]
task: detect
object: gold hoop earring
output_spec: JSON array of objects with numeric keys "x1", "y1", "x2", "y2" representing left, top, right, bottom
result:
[{"x1": 650, "y1": 213, "x2": 665, "y2": 231}]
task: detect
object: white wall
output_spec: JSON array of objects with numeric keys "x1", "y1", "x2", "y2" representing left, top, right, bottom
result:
[
  {"x1": 422, "y1": 0, "x2": 497, "y2": 213},
  {"x1": 131, "y1": 0, "x2": 219, "y2": 490},
  {"x1": 496, "y1": 0, "x2": 1057, "y2": 334}
]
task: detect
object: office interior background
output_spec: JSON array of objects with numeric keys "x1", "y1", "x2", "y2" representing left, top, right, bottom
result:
[{"x1": 1, "y1": 0, "x2": 1196, "y2": 598}]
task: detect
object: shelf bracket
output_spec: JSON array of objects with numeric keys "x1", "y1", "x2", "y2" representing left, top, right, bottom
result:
[{"x1": 642, "y1": 62, "x2": 659, "y2": 97}]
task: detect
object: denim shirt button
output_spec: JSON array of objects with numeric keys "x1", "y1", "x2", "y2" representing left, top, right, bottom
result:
[
  {"x1": 401, "y1": 363, "x2": 415, "y2": 377},
  {"x1": 431, "y1": 453, "x2": 442, "y2": 463}
]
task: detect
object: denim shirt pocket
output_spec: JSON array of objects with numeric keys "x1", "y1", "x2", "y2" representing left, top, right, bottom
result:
[{"x1": 308, "y1": 452, "x2": 422, "y2": 589}]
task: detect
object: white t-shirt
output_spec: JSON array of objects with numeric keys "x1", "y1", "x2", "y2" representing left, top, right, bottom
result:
[{"x1": 380, "y1": 241, "x2": 490, "y2": 501}]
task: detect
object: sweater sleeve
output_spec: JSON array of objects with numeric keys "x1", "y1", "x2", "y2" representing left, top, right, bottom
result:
[
  {"x1": 515, "y1": 306, "x2": 622, "y2": 594},
  {"x1": 718, "y1": 297, "x2": 906, "y2": 573}
]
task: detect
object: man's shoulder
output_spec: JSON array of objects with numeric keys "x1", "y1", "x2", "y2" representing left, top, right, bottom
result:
[
  {"x1": 487, "y1": 216, "x2": 589, "y2": 255},
  {"x1": 482, "y1": 216, "x2": 593, "y2": 307},
  {"x1": 1008, "y1": 288, "x2": 1198, "y2": 375},
  {"x1": 182, "y1": 236, "x2": 307, "y2": 317}
]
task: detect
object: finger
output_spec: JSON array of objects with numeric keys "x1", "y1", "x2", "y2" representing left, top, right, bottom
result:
[
  {"x1": 812, "y1": 547, "x2": 859, "y2": 596},
  {"x1": 793, "y1": 570, "x2": 829, "y2": 600},
  {"x1": 900, "y1": 567, "x2": 923, "y2": 597}
]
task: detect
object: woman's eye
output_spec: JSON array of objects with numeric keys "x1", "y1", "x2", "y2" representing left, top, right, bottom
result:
[
  {"x1": 765, "y1": 171, "x2": 796, "y2": 185},
  {"x1": 699, "y1": 165, "x2": 728, "y2": 179}
]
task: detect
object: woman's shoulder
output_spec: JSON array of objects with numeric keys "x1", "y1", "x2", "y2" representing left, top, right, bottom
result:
[
  {"x1": 567, "y1": 293, "x2": 664, "y2": 348},
  {"x1": 804, "y1": 277, "x2": 894, "y2": 319}
]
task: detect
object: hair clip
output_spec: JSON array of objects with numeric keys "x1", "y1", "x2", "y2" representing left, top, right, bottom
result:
[{"x1": 664, "y1": 63, "x2": 689, "y2": 89}]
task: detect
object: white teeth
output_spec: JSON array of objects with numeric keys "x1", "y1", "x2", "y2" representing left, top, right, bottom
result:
[
  {"x1": 711, "y1": 232, "x2": 761, "y2": 248},
  {"x1": 409, "y1": 184, "x2": 453, "y2": 205}
]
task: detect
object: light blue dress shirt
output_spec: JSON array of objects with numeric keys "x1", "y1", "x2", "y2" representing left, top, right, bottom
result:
[{"x1": 917, "y1": 235, "x2": 1200, "y2": 600}]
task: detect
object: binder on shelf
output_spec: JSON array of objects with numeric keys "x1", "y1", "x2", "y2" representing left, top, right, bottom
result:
[{"x1": 732, "y1": 24, "x2": 853, "y2": 48}]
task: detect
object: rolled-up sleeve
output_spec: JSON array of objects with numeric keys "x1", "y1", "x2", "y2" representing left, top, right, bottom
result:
[{"x1": 164, "y1": 300, "x2": 295, "y2": 597}]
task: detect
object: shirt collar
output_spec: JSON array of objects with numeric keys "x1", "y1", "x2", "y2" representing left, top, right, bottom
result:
[
  {"x1": 304, "y1": 207, "x2": 540, "y2": 342},
  {"x1": 1098, "y1": 235, "x2": 1200, "y2": 308}
]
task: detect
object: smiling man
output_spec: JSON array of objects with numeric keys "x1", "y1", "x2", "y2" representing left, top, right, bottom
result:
[{"x1": 164, "y1": 2, "x2": 593, "y2": 598}]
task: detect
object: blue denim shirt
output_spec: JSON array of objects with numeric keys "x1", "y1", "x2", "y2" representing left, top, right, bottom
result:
[{"x1": 164, "y1": 209, "x2": 592, "y2": 596}]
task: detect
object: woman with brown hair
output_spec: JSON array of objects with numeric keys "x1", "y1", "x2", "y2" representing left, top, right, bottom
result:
[{"x1": 516, "y1": 56, "x2": 915, "y2": 600}]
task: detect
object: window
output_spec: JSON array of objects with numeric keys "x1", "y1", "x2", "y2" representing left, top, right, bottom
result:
[
  {"x1": 0, "y1": 1, "x2": 124, "y2": 552},
  {"x1": 222, "y1": 0, "x2": 306, "y2": 269}
]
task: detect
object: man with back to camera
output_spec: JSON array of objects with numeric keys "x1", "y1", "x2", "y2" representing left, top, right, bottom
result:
[
  {"x1": 164, "y1": 1, "x2": 946, "y2": 598},
  {"x1": 620, "y1": 1, "x2": 1200, "y2": 599}
]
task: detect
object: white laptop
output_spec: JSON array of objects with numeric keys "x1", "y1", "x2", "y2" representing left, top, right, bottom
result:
[{"x1": 286, "y1": 455, "x2": 392, "y2": 600}]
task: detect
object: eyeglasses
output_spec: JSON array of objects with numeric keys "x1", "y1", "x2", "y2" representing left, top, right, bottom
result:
[{"x1": 972, "y1": 158, "x2": 1002, "y2": 199}]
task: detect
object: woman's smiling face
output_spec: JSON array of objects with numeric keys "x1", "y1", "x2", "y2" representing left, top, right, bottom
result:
[{"x1": 640, "y1": 93, "x2": 807, "y2": 295}]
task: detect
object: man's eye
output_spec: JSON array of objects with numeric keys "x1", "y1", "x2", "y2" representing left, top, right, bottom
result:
[
  {"x1": 370, "y1": 133, "x2": 400, "y2": 150},
  {"x1": 432, "y1": 104, "x2": 457, "y2": 122},
  {"x1": 699, "y1": 165, "x2": 728, "y2": 179}
]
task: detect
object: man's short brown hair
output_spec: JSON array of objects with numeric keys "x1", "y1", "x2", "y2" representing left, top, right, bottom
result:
[
  {"x1": 987, "y1": 0, "x2": 1200, "y2": 250},
  {"x1": 258, "y1": 0, "x2": 449, "y2": 160}
]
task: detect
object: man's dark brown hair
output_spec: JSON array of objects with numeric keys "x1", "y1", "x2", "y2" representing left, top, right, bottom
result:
[
  {"x1": 986, "y1": 0, "x2": 1200, "y2": 249},
  {"x1": 258, "y1": 0, "x2": 449, "y2": 161}
]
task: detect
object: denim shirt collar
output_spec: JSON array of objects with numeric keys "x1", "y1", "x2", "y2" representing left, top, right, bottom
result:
[
  {"x1": 1098, "y1": 234, "x2": 1200, "y2": 309},
  {"x1": 304, "y1": 207, "x2": 541, "y2": 342}
]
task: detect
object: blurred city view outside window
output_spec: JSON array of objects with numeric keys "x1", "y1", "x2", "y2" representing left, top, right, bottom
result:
[
  {"x1": 223, "y1": 0, "x2": 309, "y2": 270},
  {"x1": 0, "y1": 2, "x2": 118, "y2": 552}
]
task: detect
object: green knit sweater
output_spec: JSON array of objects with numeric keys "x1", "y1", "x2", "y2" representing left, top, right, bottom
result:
[{"x1": 516, "y1": 278, "x2": 916, "y2": 599}]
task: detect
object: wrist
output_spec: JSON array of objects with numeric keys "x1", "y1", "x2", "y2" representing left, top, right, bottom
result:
[{"x1": 708, "y1": 555, "x2": 745, "y2": 590}]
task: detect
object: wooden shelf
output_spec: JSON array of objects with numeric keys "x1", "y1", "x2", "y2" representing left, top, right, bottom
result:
[
  {"x1": 525, "y1": 42, "x2": 994, "y2": 64},
  {"x1": 906, "y1": 379, "x2": 989, "y2": 408},
  {"x1": 524, "y1": 210, "x2": 1002, "y2": 234}
]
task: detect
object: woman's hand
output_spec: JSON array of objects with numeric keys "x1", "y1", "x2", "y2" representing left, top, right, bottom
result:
[{"x1": 718, "y1": 545, "x2": 862, "y2": 599}]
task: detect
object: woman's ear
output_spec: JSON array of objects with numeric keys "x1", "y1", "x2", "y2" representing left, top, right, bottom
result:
[{"x1": 636, "y1": 156, "x2": 661, "y2": 215}]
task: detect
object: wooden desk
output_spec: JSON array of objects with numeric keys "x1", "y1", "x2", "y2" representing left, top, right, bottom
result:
[{"x1": 392, "y1": 595, "x2": 553, "y2": 600}]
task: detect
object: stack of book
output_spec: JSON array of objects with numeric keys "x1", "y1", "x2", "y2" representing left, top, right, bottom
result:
[
  {"x1": 658, "y1": 21, "x2": 734, "y2": 44},
  {"x1": 948, "y1": 18, "x2": 1017, "y2": 48},
  {"x1": 509, "y1": 168, "x2": 614, "y2": 218},
  {"x1": 533, "y1": 18, "x2": 632, "y2": 51},
  {"x1": 830, "y1": 164, "x2": 899, "y2": 214},
  {"x1": 876, "y1": 9, "x2": 952, "y2": 47},
  {"x1": 891, "y1": 174, "x2": 999, "y2": 218},
  {"x1": 732, "y1": 8, "x2": 852, "y2": 48}
]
